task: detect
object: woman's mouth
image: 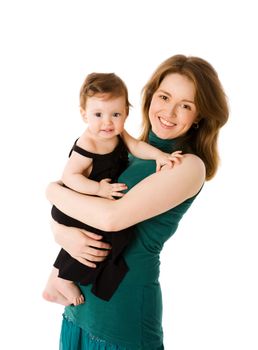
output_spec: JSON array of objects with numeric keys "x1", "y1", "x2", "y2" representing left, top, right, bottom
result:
[{"x1": 159, "y1": 117, "x2": 176, "y2": 128}]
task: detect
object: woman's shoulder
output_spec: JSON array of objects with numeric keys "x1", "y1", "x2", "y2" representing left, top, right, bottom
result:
[
  {"x1": 175, "y1": 153, "x2": 205, "y2": 179},
  {"x1": 171, "y1": 153, "x2": 206, "y2": 191},
  {"x1": 182, "y1": 153, "x2": 206, "y2": 170},
  {"x1": 162, "y1": 152, "x2": 205, "y2": 174},
  {"x1": 157, "y1": 153, "x2": 206, "y2": 198}
]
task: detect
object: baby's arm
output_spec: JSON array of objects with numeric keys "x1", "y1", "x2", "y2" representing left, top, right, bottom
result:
[
  {"x1": 62, "y1": 148, "x2": 127, "y2": 200},
  {"x1": 121, "y1": 130, "x2": 183, "y2": 171}
]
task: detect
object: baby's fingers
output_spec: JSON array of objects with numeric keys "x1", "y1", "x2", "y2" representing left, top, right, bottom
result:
[
  {"x1": 169, "y1": 151, "x2": 184, "y2": 164},
  {"x1": 170, "y1": 156, "x2": 182, "y2": 164},
  {"x1": 156, "y1": 159, "x2": 173, "y2": 172},
  {"x1": 106, "y1": 182, "x2": 128, "y2": 199},
  {"x1": 169, "y1": 151, "x2": 183, "y2": 158},
  {"x1": 111, "y1": 182, "x2": 128, "y2": 192},
  {"x1": 111, "y1": 191, "x2": 125, "y2": 198},
  {"x1": 171, "y1": 150, "x2": 183, "y2": 155}
]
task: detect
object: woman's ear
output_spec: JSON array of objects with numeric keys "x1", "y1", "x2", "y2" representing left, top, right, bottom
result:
[
  {"x1": 195, "y1": 113, "x2": 203, "y2": 122},
  {"x1": 80, "y1": 107, "x2": 87, "y2": 122},
  {"x1": 194, "y1": 115, "x2": 203, "y2": 125},
  {"x1": 192, "y1": 115, "x2": 202, "y2": 129}
]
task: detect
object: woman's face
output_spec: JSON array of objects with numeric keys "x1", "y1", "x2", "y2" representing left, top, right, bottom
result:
[{"x1": 149, "y1": 73, "x2": 198, "y2": 139}]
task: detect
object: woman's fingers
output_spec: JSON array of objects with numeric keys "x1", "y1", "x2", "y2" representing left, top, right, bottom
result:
[
  {"x1": 80, "y1": 229, "x2": 103, "y2": 240},
  {"x1": 75, "y1": 256, "x2": 97, "y2": 268},
  {"x1": 77, "y1": 229, "x2": 112, "y2": 266},
  {"x1": 86, "y1": 246, "x2": 110, "y2": 257},
  {"x1": 75, "y1": 247, "x2": 110, "y2": 268},
  {"x1": 81, "y1": 229, "x2": 112, "y2": 250},
  {"x1": 73, "y1": 248, "x2": 110, "y2": 268}
]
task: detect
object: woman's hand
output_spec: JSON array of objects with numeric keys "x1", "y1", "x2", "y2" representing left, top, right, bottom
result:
[{"x1": 51, "y1": 220, "x2": 111, "y2": 268}]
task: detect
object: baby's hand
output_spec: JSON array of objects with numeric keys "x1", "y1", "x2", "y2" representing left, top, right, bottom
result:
[
  {"x1": 97, "y1": 178, "x2": 128, "y2": 199},
  {"x1": 156, "y1": 151, "x2": 183, "y2": 172}
]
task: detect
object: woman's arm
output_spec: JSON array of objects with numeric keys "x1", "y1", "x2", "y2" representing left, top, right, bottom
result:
[{"x1": 46, "y1": 154, "x2": 205, "y2": 231}]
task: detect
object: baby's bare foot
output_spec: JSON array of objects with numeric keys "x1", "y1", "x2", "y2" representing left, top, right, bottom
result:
[
  {"x1": 54, "y1": 278, "x2": 84, "y2": 306},
  {"x1": 43, "y1": 267, "x2": 84, "y2": 306},
  {"x1": 73, "y1": 294, "x2": 85, "y2": 306},
  {"x1": 42, "y1": 287, "x2": 71, "y2": 306}
]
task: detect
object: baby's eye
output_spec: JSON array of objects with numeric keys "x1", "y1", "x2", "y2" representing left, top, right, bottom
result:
[
  {"x1": 95, "y1": 112, "x2": 102, "y2": 117},
  {"x1": 113, "y1": 112, "x2": 121, "y2": 118}
]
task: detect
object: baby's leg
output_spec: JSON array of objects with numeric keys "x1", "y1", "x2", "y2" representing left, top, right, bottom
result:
[{"x1": 42, "y1": 267, "x2": 84, "y2": 306}]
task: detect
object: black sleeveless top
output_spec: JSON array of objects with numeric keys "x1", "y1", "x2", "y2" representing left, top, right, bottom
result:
[
  {"x1": 70, "y1": 137, "x2": 129, "y2": 182},
  {"x1": 52, "y1": 136, "x2": 135, "y2": 301}
]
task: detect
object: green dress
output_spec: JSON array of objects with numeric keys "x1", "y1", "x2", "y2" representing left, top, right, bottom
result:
[{"x1": 60, "y1": 131, "x2": 202, "y2": 350}]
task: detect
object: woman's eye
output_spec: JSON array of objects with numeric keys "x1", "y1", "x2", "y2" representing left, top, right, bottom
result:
[
  {"x1": 113, "y1": 112, "x2": 121, "y2": 118},
  {"x1": 160, "y1": 95, "x2": 168, "y2": 101},
  {"x1": 181, "y1": 104, "x2": 191, "y2": 110}
]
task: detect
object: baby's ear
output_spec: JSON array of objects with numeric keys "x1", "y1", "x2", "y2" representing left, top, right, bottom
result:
[
  {"x1": 80, "y1": 107, "x2": 87, "y2": 122},
  {"x1": 125, "y1": 108, "x2": 130, "y2": 120}
]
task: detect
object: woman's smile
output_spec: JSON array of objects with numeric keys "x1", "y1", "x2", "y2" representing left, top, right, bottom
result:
[{"x1": 158, "y1": 116, "x2": 177, "y2": 128}]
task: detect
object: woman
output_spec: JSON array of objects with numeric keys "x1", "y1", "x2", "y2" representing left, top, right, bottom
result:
[{"x1": 46, "y1": 54, "x2": 229, "y2": 349}]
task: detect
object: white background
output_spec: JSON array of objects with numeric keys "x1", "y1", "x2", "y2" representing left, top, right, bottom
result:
[{"x1": 1, "y1": 1, "x2": 257, "y2": 349}]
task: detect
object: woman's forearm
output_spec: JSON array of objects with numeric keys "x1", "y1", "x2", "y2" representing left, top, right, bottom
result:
[
  {"x1": 47, "y1": 183, "x2": 117, "y2": 231},
  {"x1": 46, "y1": 154, "x2": 205, "y2": 232}
]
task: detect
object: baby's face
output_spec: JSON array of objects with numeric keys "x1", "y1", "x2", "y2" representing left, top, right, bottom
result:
[{"x1": 81, "y1": 93, "x2": 128, "y2": 139}]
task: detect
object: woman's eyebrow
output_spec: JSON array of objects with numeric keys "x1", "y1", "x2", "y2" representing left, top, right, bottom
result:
[
  {"x1": 158, "y1": 89, "x2": 172, "y2": 97},
  {"x1": 183, "y1": 99, "x2": 195, "y2": 104}
]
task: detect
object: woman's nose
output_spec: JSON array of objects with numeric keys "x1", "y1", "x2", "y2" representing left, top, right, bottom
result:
[{"x1": 166, "y1": 103, "x2": 177, "y2": 117}]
